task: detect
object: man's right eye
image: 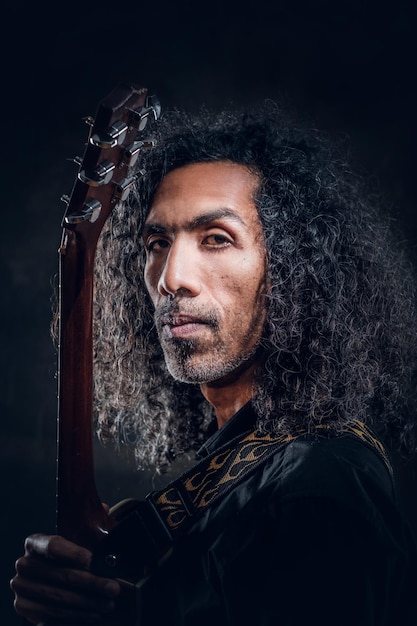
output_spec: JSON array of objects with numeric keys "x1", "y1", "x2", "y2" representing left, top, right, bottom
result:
[{"x1": 146, "y1": 238, "x2": 170, "y2": 252}]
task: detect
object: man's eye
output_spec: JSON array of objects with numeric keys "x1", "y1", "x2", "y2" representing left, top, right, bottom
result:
[
  {"x1": 204, "y1": 234, "x2": 232, "y2": 247},
  {"x1": 146, "y1": 238, "x2": 169, "y2": 252}
]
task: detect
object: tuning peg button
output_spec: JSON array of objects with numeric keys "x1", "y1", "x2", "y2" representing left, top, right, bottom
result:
[
  {"x1": 129, "y1": 96, "x2": 160, "y2": 132},
  {"x1": 123, "y1": 138, "x2": 156, "y2": 167},
  {"x1": 90, "y1": 121, "x2": 128, "y2": 149},
  {"x1": 114, "y1": 169, "x2": 145, "y2": 200},
  {"x1": 64, "y1": 198, "x2": 102, "y2": 224},
  {"x1": 78, "y1": 160, "x2": 115, "y2": 187},
  {"x1": 147, "y1": 94, "x2": 161, "y2": 120}
]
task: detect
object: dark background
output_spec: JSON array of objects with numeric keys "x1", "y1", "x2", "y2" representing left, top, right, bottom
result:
[{"x1": 2, "y1": 1, "x2": 417, "y2": 623}]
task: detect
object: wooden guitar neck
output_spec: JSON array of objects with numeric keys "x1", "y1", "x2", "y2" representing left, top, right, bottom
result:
[{"x1": 56, "y1": 83, "x2": 160, "y2": 549}]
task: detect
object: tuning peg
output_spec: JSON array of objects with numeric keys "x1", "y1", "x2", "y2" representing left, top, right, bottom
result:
[
  {"x1": 64, "y1": 198, "x2": 102, "y2": 224},
  {"x1": 129, "y1": 95, "x2": 161, "y2": 132},
  {"x1": 60, "y1": 194, "x2": 70, "y2": 205},
  {"x1": 83, "y1": 116, "x2": 95, "y2": 127},
  {"x1": 147, "y1": 94, "x2": 161, "y2": 120},
  {"x1": 140, "y1": 138, "x2": 157, "y2": 148},
  {"x1": 90, "y1": 120, "x2": 129, "y2": 149},
  {"x1": 123, "y1": 138, "x2": 156, "y2": 167},
  {"x1": 67, "y1": 156, "x2": 83, "y2": 166},
  {"x1": 114, "y1": 169, "x2": 146, "y2": 201},
  {"x1": 78, "y1": 160, "x2": 115, "y2": 187}
]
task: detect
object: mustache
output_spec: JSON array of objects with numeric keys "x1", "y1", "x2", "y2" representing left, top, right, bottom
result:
[{"x1": 154, "y1": 300, "x2": 220, "y2": 331}]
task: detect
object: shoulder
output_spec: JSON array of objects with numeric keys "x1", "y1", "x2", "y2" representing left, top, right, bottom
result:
[
  {"x1": 229, "y1": 429, "x2": 415, "y2": 560},
  {"x1": 204, "y1": 433, "x2": 417, "y2": 625},
  {"x1": 264, "y1": 431, "x2": 396, "y2": 509},
  {"x1": 247, "y1": 435, "x2": 399, "y2": 525}
]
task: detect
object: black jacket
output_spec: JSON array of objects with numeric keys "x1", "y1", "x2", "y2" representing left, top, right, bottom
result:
[{"x1": 137, "y1": 404, "x2": 417, "y2": 625}]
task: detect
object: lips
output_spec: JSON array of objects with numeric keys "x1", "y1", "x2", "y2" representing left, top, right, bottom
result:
[
  {"x1": 162, "y1": 314, "x2": 209, "y2": 339},
  {"x1": 166, "y1": 314, "x2": 204, "y2": 326}
]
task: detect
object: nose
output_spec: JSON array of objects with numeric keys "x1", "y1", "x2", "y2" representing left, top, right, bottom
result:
[{"x1": 157, "y1": 240, "x2": 201, "y2": 298}]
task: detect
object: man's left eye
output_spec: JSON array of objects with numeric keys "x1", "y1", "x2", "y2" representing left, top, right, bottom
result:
[{"x1": 204, "y1": 234, "x2": 231, "y2": 246}]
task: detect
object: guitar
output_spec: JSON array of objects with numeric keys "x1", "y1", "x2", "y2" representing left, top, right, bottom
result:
[{"x1": 56, "y1": 83, "x2": 160, "y2": 556}]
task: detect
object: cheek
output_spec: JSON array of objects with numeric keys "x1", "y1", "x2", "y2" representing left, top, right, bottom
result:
[
  {"x1": 222, "y1": 257, "x2": 267, "y2": 311},
  {"x1": 242, "y1": 252, "x2": 267, "y2": 296},
  {"x1": 143, "y1": 264, "x2": 158, "y2": 303}
]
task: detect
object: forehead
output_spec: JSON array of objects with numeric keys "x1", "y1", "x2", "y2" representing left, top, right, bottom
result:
[{"x1": 145, "y1": 161, "x2": 260, "y2": 227}]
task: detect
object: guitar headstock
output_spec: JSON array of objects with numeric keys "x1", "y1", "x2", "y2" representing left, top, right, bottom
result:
[{"x1": 60, "y1": 82, "x2": 160, "y2": 246}]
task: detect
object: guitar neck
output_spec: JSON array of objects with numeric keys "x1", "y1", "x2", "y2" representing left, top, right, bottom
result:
[
  {"x1": 56, "y1": 83, "x2": 160, "y2": 549},
  {"x1": 57, "y1": 229, "x2": 110, "y2": 546}
]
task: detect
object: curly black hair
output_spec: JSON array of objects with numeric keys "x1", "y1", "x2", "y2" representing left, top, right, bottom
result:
[{"x1": 93, "y1": 102, "x2": 417, "y2": 471}]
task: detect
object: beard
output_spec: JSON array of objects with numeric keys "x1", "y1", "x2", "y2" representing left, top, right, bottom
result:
[{"x1": 154, "y1": 301, "x2": 262, "y2": 384}]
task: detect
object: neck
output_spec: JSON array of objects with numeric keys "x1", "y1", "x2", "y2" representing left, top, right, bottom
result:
[{"x1": 200, "y1": 361, "x2": 258, "y2": 428}]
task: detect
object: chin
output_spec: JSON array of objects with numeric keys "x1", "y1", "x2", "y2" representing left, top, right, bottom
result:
[
  {"x1": 165, "y1": 354, "x2": 255, "y2": 386},
  {"x1": 165, "y1": 363, "x2": 212, "y2": 384}
]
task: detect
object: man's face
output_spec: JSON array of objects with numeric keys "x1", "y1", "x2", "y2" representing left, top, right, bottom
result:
[{"x1": 143, "y1": 161, "x2": 267, "y2": 385}]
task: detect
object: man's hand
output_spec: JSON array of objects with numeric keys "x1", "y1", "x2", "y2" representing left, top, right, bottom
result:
[{"x1": 10, "y1": 533, "x2": 121, "y2": 624}]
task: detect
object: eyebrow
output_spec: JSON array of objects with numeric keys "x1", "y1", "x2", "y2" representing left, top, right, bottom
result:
[{"x1": 142, "y1": 208, "x2": 246, "y2": 238}]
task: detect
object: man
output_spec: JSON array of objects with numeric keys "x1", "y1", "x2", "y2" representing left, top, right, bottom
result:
[{"x1": 11, "y1": 103, "x2": 417, "y2": 625}]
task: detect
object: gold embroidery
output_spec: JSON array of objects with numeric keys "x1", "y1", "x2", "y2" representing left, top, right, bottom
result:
[{"x1": 152, "y1": 420, "x2": 391, "y2": 531}]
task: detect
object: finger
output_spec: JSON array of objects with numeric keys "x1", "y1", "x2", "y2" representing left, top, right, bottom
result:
[
  {"x1": 13, "y1": 557, "x2": 120, "y2": 598},
  {"x1": 12, "y1": 575, "x2": 118, "y2": 622},
  {"x1": 13, "y1": 592, "x2": 105, "y2": 624},
  {"x1": 24, "y1": 535, "x2": 93, "y2": 570}
]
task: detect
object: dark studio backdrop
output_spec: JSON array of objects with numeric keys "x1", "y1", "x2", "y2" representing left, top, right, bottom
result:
[{"x1": 2, "y1": 0, "x2": 417, "y2": 622}]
